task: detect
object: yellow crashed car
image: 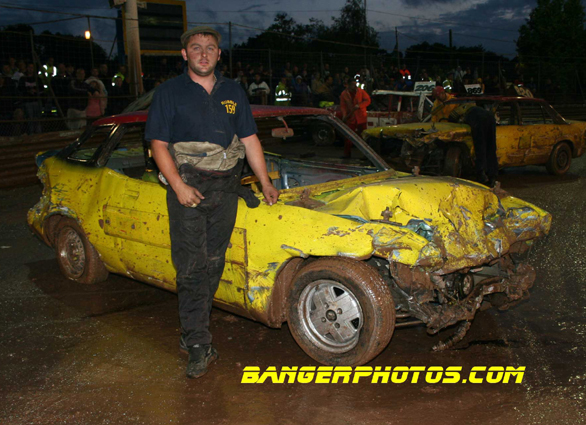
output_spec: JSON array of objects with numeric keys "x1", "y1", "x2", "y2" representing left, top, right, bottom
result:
[
  {"x1": 362, "y1": 96, "x2": 586, "y2": 177},
  {"x1": 29, "y1": 106, "x2": 551, "y2": 366}
]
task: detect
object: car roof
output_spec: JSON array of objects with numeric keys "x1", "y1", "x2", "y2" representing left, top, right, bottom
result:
[{"x1": 92, "y1": 105, "x2": 331, "y2": 127}]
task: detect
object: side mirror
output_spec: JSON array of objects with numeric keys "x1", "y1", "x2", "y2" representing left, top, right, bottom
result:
[
  {"x1": 272, "y1": 116, "x2": 294, "y2": 139},
  {"x1": 271, "y1": 127, "x2": 294, "y2": 139}
]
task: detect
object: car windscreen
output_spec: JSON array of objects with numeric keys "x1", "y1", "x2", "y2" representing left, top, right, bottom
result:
[
  {"x1": 59, "y1": 124, "x2": 115, "y2": 164},
  {"x1": 256, "y1": 115, "x2": 382, "y2": 171}
]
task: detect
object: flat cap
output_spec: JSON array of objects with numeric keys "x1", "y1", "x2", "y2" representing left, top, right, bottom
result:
[{"x1": 181, "y1": 26, "x2": 222, "y2": 47}]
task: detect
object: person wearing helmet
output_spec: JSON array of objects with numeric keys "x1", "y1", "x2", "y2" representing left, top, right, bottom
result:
[{"x1": 430, "y1": 86, "x2": 456, "y2": 122}]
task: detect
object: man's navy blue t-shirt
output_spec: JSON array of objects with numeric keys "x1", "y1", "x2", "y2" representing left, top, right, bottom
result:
[{"x1": 145, "y1": 71, "x2": 257, "y2": 148}]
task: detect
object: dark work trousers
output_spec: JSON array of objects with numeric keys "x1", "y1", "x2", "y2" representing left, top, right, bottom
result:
[
  {"x1": 167, "y1": 187, "x2": 238, "y2": 346},
  {"x1": 344, "y1": 122, "x2": 366, "y2": 157},
  {"x1": 463, "y1": 107, "x2": 498, "y2": 181}
]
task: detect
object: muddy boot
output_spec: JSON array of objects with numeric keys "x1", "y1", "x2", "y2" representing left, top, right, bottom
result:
[{"x1": 186, "y1": 344, "x2": 218, "y2": 379}]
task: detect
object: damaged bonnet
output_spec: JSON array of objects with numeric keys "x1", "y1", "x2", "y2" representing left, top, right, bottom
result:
[{"x1": 311, "y1": 176, "x2": 550, "y2": 272}]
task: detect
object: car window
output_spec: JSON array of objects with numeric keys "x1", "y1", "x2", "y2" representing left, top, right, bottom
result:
[
  {"x1": 66, "y1": 125, "x2": 114, "y2": 162},
  {"x1": 104, "y1": 124, "x2": 151, "y2": 179},
  {"x1": 519, "y1": 102, "x2": 551, "y2": 125},
  {"x1": 252, "y1": 115, "x2": 383, "y2": 190},
  {"x1": 256, "y1": 115, "x2": 377, "y2": 167},
  {"x1": 495, "y1": 102, "x2": 517, "y2": 126}
]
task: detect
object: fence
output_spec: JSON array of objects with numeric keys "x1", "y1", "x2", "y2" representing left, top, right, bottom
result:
[{"x1": 2, "y1": 18, "x2": 586, "y2": 137}]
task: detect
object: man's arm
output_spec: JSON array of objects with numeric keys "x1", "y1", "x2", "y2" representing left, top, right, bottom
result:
[
  {"x1": 151, "y1": 139, "x2": 205, "y2": 207},
  {"x1": 358, "y1": 90, "x2": 371, "y2": 109},
  {"x1": 240, "y1": 134, "x2": 279, "y2": 205}
]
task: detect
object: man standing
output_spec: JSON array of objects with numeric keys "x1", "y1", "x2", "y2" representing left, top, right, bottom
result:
[
  {"x1": 463, "y1": 106, "x2": 498, "y2": 186},
  {"x1": 145, "y1": 26, "x2": 279, "y2": 379},
  {"x1": 340, "y1": 77, "x2": 371, "y2": 158}
]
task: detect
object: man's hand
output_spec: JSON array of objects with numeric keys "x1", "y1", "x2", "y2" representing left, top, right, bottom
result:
[
  {"x1": 151, "y1": 139, "x2": 205, "y2": 208},
  {"x1": 262, "y1": 182, "x2": 279, "y2": 206},
  {"x1": 174, "y1": 181, "x2": 205, "y2": 207}
]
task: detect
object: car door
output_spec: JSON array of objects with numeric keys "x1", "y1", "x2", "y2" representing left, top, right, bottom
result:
[
  {"x1": 518, "y1": 100, "x2": 561, "y2": 165},
  {"x1": 494, "y1": 101, "x2": 524, "y2": 167},
  {"x1": 99, "y1": 123, "x2": 251, "y2": 311}
]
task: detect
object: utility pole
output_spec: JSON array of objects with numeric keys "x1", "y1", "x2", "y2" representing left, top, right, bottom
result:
[
  {"x1": 87, "y1": 16, "x2": 94, "y2": 69},
  {"x1": 362, "y1": 0, "x2": 368, "y2": 66},
  {"x1": 125, "y1": 0, "x2": 143, "y2": 96},
  {"x1": 395, "y1": 27, "x2": 401, "y2": 69},
  {"x1": 449, "y1": 29, "x2": 453, "y2": 69},
  {"x1": 229, "y1": 22, "x2": 233, "y2": 78}
]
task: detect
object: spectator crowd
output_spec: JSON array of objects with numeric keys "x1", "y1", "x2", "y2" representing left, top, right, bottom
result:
[
  {"x1": 0, "y1": 57, "x2": 133, "y2": 136},
  {"x1": 0, "y1": 53, "x2": 557, "y2": 137}
]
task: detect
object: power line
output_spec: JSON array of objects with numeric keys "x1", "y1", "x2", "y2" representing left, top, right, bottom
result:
[
  {"x1": 367, "y1": 8, "x2": 520, "y2": 33},
  {"x1": 229, "y1": 22, "x2": 381, "y2": 50},
  {"x1": 0, "y1": 3, "x2": 118, "y2": 21},
  {"x1": 0, "y1": 3, "x2": 525, "y2": 35},
  {"x1": 452, "y1": 32, "x2": 516, "y2": 44},
  {"x1": 0, "y1": 1, "x2": 112, "y2": 11},
  {"x1": 19, "y1": 16, "x2": 83, "y2": 26}
]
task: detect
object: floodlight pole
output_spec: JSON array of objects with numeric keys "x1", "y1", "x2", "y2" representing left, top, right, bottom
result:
[
  {"x1": 229, "y1": 22, "x2": 233, "y2": 78},
  {"x1": 125, "y1": 0, "x2": 144, "y2": 96},
  {"x1": 87, "y1": 16, "x2": 94, "y2": 69}
]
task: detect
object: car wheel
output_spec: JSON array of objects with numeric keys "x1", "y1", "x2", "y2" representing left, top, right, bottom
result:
[
  {"x1": 287, "y1": 258, "x2": 395, "y2": 366},
  {"x1": 443, "y1": 145, "x2": 464, "y2": 177},
  {"x1": 546, "y1": 142, "x2": 572, "y2": 175},
  {"x1": 55, "y1": 218, "x2": 109, "y2": 284},
  {"x1": 311, "y1": 123, "x2": 335, "y2": 146}
]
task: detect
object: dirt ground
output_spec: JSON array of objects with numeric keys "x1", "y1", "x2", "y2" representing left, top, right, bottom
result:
[{"x1": 1, "y1": 158, "x2": 585, "y2": 424}]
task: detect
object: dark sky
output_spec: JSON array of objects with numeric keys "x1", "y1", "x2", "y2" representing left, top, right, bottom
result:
[{"x1": 0, "y1": 0, "x2": 574, "y2": 57}]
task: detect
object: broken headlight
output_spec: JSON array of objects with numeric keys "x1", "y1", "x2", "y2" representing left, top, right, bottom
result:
[{"x1": 405, "y1": 219, "x2": 434, "y2": 242}]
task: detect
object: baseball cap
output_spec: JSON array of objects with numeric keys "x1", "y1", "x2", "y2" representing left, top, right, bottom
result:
[{"x1": 181, "y1": 26, "x2": 222, "y2": 47}]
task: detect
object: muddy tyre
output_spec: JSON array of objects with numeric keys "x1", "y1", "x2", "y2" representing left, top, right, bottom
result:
[
  {"x1": 546, "y1": 142, "x2": 572, "y2": 175},
  {"x1": 287, "y1": 257, "x2": 395, "y2": 366},
  {"x1": 443, "y1": 145, "x2": 464, "y2": 177},
  {"x1": 55, "y1": 218, "x2": 109, "y2": 284},
  {"x1": 311, "y1": 123, "x2": 335, "y2": 146}
]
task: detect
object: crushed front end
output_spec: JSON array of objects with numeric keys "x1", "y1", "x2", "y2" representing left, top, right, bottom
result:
[{"x1": 337, "y1": 177, "x2": 553, "y2": 349}]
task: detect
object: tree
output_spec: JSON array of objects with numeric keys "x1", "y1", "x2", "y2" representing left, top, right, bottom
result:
[
  {"x1": 0, "y1": 24, "x2": 107, "y2": 69},
  {"x1": 517, "y1": 0, "x2": 586, "y2": 95},
  {"x1": 234, "y1": 13, "x2": 313, "y2": 52},
  {"x1": 321, "y1": 0, "x2": 379, "y2": 54}
]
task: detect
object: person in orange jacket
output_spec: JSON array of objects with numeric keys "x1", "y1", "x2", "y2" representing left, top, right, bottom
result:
[{"x1": 340, "y1": 77, "x2": 371, "y2": 158}]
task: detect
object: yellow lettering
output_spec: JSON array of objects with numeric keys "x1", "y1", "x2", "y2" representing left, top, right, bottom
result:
[
  {"x1": 241, "y1": 366, "x2": 260, "y2": 383},
  {"x1": 315, "y1": 367, "x2": 333, "y2": 384},
  {"x1": 486, "y1": 366, "x2": 505, "y2": 384},
  {"x1": 372, "y1": 366, "x2": 392, "y2": 384},
  {"x1": 297, "y1": 366, "x2": 316, "y2": 383},
  {"x1": 331, "y1": 366, "x2": 353, "y2": 384},
  {"x1": 257, "y1": 366, "x2": 280, "y2": 384},
  {"x1": 352, "y1": 366, "x2": 373, "y2": 383},
  {"x1": 425, "y1": 366, "x2": 443, "y2": 384},
  {"x1": 469, "y1": 366, "x2": 486, "y2": 384},
  {"x1": 443, "y1": 366, "x2": 462, "y2": 384},
  {"x1": 391, "y1": 366, "x2": 410, "y2": 383},
  {"x1": 278, "y1": 366, "x2": 299, "y2": 383},
  {"x1": 503, "y1": 366, "x2": 526, "y2": 384},
  {"x1": 409, "y1": 366, "x2": 426, "y2": 383}
]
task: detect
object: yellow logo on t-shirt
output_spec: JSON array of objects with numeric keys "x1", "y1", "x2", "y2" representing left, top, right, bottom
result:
[{"x1": 222, "y1": 100, "x2": 237, "y2": 114}]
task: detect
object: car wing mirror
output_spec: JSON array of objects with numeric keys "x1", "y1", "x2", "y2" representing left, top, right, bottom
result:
[
  {"x1": 272, "y1": 116, "x2": 294, "y2": 139},
  {"x1": 271, "y1": 127, "x2": 294, "y2": 139}
]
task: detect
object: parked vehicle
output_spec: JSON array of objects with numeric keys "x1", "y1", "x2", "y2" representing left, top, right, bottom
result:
[{"x1": 29, "y1": 105, "x2": 551, "y2": 365}]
